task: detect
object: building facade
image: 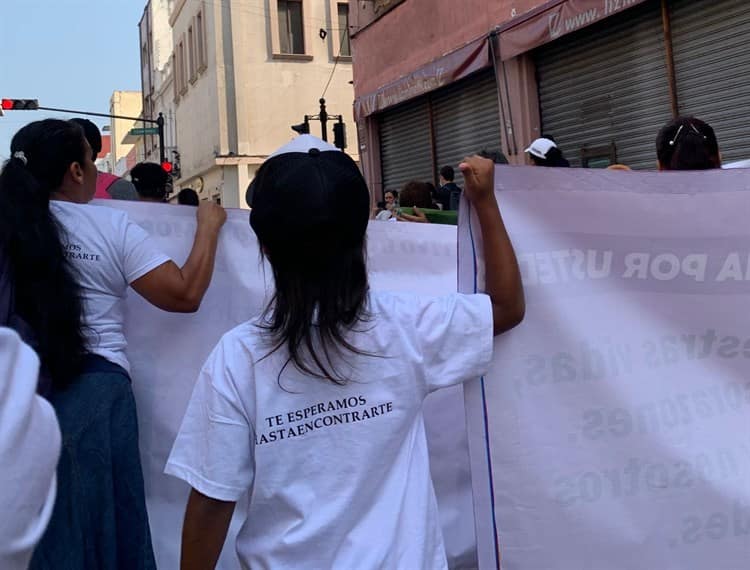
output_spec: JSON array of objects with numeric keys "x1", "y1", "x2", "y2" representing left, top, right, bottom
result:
[
  {"x1": 109, "y1": 90, "x2": 144, "y2": 176},
  {"x1": 351, "y1": 0, "x2": 750, "y2": 199},
  {"x1": 95, "y1": 134, "x2": 113, "y2": 174},
  {"x1": 167, "y1": 0, "x2": 357, "y2": 207},
  {"x1": 138, "y1": 0, "x2": 178, "y2": 167}
]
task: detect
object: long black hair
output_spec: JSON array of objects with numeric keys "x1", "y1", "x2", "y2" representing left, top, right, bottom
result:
[
  {"x1": 249, "y1": 150, "x2": 372, "y2": 385},
  {"x1": 0, "y1": 119, "x2": 89, "y2": 387},
  {"x1": 656, "y1": 117, "x2": 720, "y2": 170}
]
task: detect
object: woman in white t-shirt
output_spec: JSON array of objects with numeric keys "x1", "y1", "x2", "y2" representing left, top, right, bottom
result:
[
  {"x1": 0, "y1": 119, "x2": 226, "y2": 569},
  {"x1": 166, "y1": 136, "x2": 525, "y2": 569}
]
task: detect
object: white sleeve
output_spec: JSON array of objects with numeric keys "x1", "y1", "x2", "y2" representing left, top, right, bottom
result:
[
  {"x1": 120, "y1": 217, "x2": 171, "y2": 284},
  {"x1": 165, "y1": 339, "x2": 255, "y2": 502},
  {"x1": 412, "y1": 293, "x2": 494, "y2": 394},
  {"x1": 0, "y1": 328, "x2": 60, "y2": 570}
]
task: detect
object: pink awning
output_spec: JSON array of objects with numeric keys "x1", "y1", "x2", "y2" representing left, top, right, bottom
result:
[
  {"x1": 498, "y1": 0, "x2": 648, "y2": 61},
  {"x1": 354, "y1": 35, "x2": 489, "y2": 120}
]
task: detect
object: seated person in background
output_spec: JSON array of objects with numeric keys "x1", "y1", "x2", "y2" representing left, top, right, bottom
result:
[
  {"x1": 655, "y1": 117, "x2": 720, "y2": 171},
  {"x1": 0, "y1": 328, "x2": 60, "y2": 570},
  {"x1": 436, "y1": 166, "x2": 461, "y2": 211},
  {"x1": 384, "y1": 189, "x2": 398, "y2": 209},
  {"x1": 398, "y1": 181, "x2": 432, "y2": 223},
  {"x1": 525, "y1": 136, "x2": 570, "y2": 167},
  {"x1": 177, "y1": 188, "x2": 200, "y2": 206},
  {"x1": 374, "y1": 200, "x2": 388, "y2": 220},
  {"x1": 375, "y1": 190, "x2": 399, "y2": 221},
  {"x1": 131, "y1": 161, "x2": 171, "y2": 203}
]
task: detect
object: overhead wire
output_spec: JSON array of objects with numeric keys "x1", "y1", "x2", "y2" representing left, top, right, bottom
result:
[{"x1": 321, "y1": 21, "x2": 350, "y2": 99}]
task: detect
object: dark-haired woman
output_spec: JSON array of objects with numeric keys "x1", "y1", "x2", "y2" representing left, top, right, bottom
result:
[
  {"x1": 0, "y1": 118, "x2": 226, "y2": 569},
  {"x1": 656, "y1": 116, "x2": 721, "y2": 171}
]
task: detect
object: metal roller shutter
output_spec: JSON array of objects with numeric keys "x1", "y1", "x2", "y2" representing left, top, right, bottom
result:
[
  {"x1": 378, "y1": 98, "x2": 432, "y2": 194},
  {"x1": 670, "y1": 0, "x2": 750, "y2": 163},
  {"x1": 535, "y1": 0, "x2": 672, "y2": 170},
  {"x1": 433, "y1": 70, "x2": 502, "y2": 186}
]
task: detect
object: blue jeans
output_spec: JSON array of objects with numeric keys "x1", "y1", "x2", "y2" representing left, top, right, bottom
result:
[{"x1": 30, "y1": 356, "x2": 156, "y2": 569}]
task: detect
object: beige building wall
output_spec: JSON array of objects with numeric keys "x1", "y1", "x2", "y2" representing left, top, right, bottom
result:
[
  {"x1": 170, "y1": 0, "x2": 224, "y2": 201},
  {"x1": 109, "y1": 91, "x2": 143, "y2": 175},
  {"x1": 169, "y1": 0, "x2": 356, "y2": 207}
]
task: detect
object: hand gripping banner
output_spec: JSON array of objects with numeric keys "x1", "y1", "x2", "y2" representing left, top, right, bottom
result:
[{"x1": 459, "y1": 167, "x2": 750, "y2": 569}]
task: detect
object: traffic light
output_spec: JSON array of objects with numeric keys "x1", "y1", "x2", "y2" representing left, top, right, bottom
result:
[
  {"x1": 1, "y1": 99, "x2": 39, "y2": 111},
  {"x1": 161, "y1": 161, "x2": 173, "y2": 173},
  {"x1": 291, "y1": 119, "x2": 310, "y2": 135},
  {"x1": 333, "y1": 121, "x2": 347, "y2": 150}
]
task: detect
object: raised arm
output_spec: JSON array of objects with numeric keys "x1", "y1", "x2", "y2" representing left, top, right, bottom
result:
[
  {"x1": 459, "y1": 156, "x2": 525, "y2": 335},
  {"x1": 131, "y1": 201, "x2": 227, "y2": 313}
]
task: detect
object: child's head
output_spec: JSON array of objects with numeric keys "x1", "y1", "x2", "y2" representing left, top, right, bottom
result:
[{"x1": 249, "y1": 136, "x2": 371, "y2": 383}]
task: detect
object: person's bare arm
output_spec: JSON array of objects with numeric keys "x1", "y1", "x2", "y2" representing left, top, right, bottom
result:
[
  {"x1": 398, "y1": 206, "x2": 429, "y2": 223},
  {"x1": 131, "y1": 202, "x2": 226, "y2": 313},
  {"x1": 459, "y1": 156, "x2": 525, "y2": 335},
  {"x1": 180, "y1": 489, "x2": 236, "y2": 570}
]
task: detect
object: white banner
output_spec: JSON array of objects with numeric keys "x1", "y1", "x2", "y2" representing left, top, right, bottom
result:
[
  {"x1": 96, "y1": 202, "x2": 476, "y2": 569},
  {"x1": 459, "y1": 167, "x2": 750, "y2": 569}
]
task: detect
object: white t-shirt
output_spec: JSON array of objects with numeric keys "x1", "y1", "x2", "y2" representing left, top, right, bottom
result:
[
  {"x1": 51, "y1": 201, "x2": 171, "y2": 372},
  {"x1": 375, "y1": 209, "x2": 393, "y2": 221},
  {"x1": 166, "y1": 290, "x2": 493, "y2": 570},
  {"x1": 0, "y1": 328, "x2": 60, "y2": 570}
]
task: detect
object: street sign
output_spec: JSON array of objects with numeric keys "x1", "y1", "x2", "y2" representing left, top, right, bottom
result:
[{"x1": 129, "y1": 127, "x2": 159, "y2": 136}]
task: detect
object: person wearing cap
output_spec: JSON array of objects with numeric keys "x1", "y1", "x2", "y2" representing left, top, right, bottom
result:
[
  {"x1": 166, "y1": 135, "x2": 525, "y2": 570},
  {"x1": 525, "y1": 136, "x2": 570, "y2": 167}
]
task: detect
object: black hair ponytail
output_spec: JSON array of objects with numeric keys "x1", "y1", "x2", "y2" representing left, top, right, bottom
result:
[
  {"x1": 656, "y1": 117, "x2": 720, "y2": 171},
  {"x1": 0, "y1": 119, "x2": 89, "y2": 387}
]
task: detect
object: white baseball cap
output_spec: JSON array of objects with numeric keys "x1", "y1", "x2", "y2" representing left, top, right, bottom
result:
[
  {"x1": 268, "y1": 134, "x2": 340, "y2": 158},
  {"x1": 525, "y1": 137, "x2": 557, "y2": 159}
]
